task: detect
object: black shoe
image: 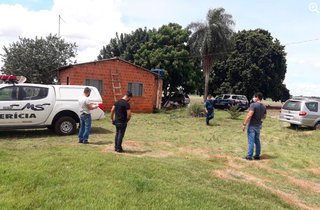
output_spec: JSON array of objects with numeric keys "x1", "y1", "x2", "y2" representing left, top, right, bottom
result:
[
  {"x1": 254, "y1": 157, "x2": 260, "y2": 160},
  {"x1": 116, "y1": 148, "x2": 125, "y2": 153},
  {"x1": 83, "y1": 141, "x2": 89, "y2": 144},
  {"x1": 243, "y1": 156, "x2": 252, "y2": 161},
  {"x1": 78, "y1": 141, "x2": 83, "y2": 143}
]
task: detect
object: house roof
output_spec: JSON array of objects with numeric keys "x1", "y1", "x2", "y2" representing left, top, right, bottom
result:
[{"x1": 57, "y1": 57, "x2": 160, "y2": 76}]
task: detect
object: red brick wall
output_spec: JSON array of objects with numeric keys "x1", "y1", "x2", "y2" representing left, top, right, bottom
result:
[{"x1": 59, "y1": 59, "x2": 162, "y2": 113}]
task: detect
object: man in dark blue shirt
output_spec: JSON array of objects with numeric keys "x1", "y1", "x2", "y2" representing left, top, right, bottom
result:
[
  {"x1": 110, "y1": 91, "x2": 133, "y2": 153},
  {"x1": 242, "y1": 92, "x2": 267, "y2": 160},
  {"x1": 204, "y1": 94, "x2": 215, "y2": 125}
]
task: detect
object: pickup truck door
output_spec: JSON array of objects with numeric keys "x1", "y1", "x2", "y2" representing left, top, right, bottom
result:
[
  {"x1": 0, "y1": 86, "x2": 22, "y2": 126},
  {"x1": 18, "y1": 86, "x2": 55, "y2": 125}
]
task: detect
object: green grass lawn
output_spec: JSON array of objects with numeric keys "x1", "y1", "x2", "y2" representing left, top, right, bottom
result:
[{"x1": 1, "y1": 107, "x2": 320, "y2": 209}]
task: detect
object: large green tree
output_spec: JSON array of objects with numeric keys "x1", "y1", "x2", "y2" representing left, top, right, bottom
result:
[
  {"x1": 134, "y1": 23, "x2": 201, "y2": 97},
  {"x1": 0, "y1": 34, "x2": 77, "y2": 84},
  {"x1": 97, "y1": 27, "x2": 153, "y2": 63},
  {"x1": 187, "y1": 7, "x2": 235, "y2": 101},
  {"x1": 210, "y1": 29, "x2": 290, "y2": 102}
]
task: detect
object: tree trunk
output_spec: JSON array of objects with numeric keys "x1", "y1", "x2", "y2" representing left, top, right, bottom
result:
[
  {"x1": 204, "y1": 72, "x2": 209, "y2": 102},
  {"x1": 202, "y1": 55, "x2": 212, "y2": 102}
]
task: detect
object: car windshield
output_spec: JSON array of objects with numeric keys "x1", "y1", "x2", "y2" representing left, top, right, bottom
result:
[{"x1": 283, "y1": 100, "x2": 301, "y2": 111}]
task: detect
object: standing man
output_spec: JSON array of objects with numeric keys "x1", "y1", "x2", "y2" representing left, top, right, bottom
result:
[
  {"x1": 110, "y1": 91, "x2": 133, "y2": 153},
  {"x1": 204, "y1": 94, "x2": 215, "y2": 125},
  {"x1": 78, "y1": 87, "x2": 98, "y2": 144},
  {"x1": 242, "y1": 92, "x2": 267, "y2": 160}
]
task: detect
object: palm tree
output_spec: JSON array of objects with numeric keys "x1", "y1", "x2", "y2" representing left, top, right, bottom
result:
[{"x1": 187, "y1": 8, "x2": 235, "y2": 101}]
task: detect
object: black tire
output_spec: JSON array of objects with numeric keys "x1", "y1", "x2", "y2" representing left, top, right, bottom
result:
[
  {"x1": 314, "y1": 122, "x2": 320, "y2": 130},
  {"x1": 54, "y1": 116, "x2": 76, "y2": 135},
  {"x1": 290, "y1": 124, "x2": 299, "y2": 129}
]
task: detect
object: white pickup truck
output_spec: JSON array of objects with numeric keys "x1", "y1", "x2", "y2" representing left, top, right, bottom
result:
[{"x1": 0, "y1": 81, "x2": 105, "y2": 135}]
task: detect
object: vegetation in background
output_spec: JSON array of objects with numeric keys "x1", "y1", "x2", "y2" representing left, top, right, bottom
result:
[
  {"x1": 210, "y1": 29, "x2": 290, "y2": 102},
  {"x1": 0, "y1": 34, "x2": 77, "y2": 84},
  {"x1": 97, "y1": 27, "x2": 152, "y2": 63},
  {"x1": 187, "y1": 8, "x2": 235, "y2": 101},
  {"x1": 134, "y1": 23, "x2": 202, "y2": 98}
]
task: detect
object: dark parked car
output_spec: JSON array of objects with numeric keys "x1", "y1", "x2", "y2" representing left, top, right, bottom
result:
[
  {"x1": 214, "y1": 94, "x2": 249, "y2": 110},
  {"x1": 161, "y1": 93, "x2": 190, "y2": 106}
]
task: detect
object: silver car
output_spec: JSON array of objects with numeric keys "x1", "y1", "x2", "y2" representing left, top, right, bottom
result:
[{"x1": 279, "y1": 98, "x2": 320, "y2": 130}]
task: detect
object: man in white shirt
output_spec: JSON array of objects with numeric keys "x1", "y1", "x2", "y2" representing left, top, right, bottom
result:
[{"x1": 78, "y1": 87, "x2": 98, "y2": 144}]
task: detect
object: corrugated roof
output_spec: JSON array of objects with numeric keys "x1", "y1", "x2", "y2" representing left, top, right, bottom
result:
[{"x1": 57, "y1": 57, "x2": 160, "y2": 76}]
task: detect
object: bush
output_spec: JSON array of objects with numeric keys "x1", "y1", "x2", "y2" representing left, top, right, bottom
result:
[
  {"x1": 227, "y1": 104, "x2": 242, "y2": 119},
  {"x1": 187, "y1": 103, "x2": 205, "y2": 117}
]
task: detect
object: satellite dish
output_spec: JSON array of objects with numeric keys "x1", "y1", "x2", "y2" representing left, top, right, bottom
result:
[{"x1": 17, "y1": 76, "x2": 27, "y2": 84}]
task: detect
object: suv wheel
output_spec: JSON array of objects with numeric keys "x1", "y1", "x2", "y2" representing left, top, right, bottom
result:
[
  {"x1": 54, "y1": 116, "x2": 76, "y2": 135},
  {"x1": 314, "y1": 122, "x2": 320, "y2": 130}
]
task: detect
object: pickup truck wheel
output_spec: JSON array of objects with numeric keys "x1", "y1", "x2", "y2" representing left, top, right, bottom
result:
[
  {"x1": 314, "y1": 122, "x2": 320, "y2": 130},
  {"x1": 55, "y1": 117, "x2": 76, "y2": 135}
]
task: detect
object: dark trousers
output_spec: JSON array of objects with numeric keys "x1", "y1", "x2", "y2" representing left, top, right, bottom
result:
[
  {"x1": 115, "y1": 122, "x2": 127, "y2": 149},
  {"x1": 206, "y1": 111, "x2": 214, "y2": 124}
]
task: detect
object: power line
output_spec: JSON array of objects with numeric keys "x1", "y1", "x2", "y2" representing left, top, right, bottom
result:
[{"x1": 284, "y1": 38, "x2": 320, "y2": 46}]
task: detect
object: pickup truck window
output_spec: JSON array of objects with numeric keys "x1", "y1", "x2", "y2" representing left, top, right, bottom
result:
[
  {"x1": 0, "y1": 86, "x2": 18, "y2": 101},
  {"x1": 21, "y1": 87, "x2": 49, "y2": 100}
]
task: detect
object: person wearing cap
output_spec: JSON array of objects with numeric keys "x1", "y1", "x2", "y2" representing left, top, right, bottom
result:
[
  {"x1": 204, "y1": 94, "x2": 215, "y2": 125},
  {"x1": 78, "y1": 87, "x2": 98, "y2": 144},
  {"x1": 110, "y1": 91, "x2": 133, "y2": 153}
]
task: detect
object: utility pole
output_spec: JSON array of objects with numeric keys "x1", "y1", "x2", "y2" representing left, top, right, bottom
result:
[
  {"x1": 57, "y1": 15, "x2": 66, "y2": 84},
  {"x1": 58, "y1": 15, "x2": 66, "y2": 37}
]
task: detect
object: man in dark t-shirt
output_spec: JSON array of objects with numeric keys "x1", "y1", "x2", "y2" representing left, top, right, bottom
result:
[
  {"x1": 110, "y1": 91, "x2": 133, "y2": 153},
  {"x1": 242, "y1": 92, "x2": 267, "y2": 160}
]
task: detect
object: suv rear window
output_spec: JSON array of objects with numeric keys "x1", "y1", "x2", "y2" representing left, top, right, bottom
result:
[
  {"x1": 283, "y1": 100, "x2": 301, "y2": 111},
  {"x1": 305, "y1": 102, "x2": 318, "y2": 112}
]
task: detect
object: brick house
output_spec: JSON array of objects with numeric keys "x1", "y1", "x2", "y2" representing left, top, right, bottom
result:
[{"x1": 57, "y1": 57, "x2": 163, "y2": 113}]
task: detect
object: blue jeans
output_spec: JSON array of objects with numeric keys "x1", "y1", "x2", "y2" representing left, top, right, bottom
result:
[
  {"x1": 206, "y1": 111, "x2": 214, "y2": 124},
  {"x1": 247, "y1": 125, "x2": 262, "y2": 158},
  {"x1": 115, "y1": 122, "x2": 127, "y2": 149},
  {"x1": 78, "y1": 114, "x2": 92, "y2": 143}
]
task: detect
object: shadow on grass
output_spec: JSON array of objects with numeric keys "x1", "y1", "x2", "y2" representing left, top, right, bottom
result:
[
  {"x1": 0, "y1": 126, "x2": 112, "y2": 140},
  {"x1": 286, "y1": 125, "x2": 314, "y2": 131},
  {"x1": 260, "y1": 154, "x2": 278, "y2": 160},
  {"x1": 125, "y1": 150, "x2": 152, "y2": 155},
  {"x1": 90, "y1": 127, "x2": 113, "y2": 134},
  {"x1": 0, "y1": 129, "x2": 55, "y2": 139},
  {"x1": 90, "y1": 141, "x2": 113, "y2": 145}
]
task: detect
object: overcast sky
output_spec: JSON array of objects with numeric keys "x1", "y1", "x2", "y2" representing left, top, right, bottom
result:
[{"x1": 0, "y1": 0, "x2": 319, "y2": 97}]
